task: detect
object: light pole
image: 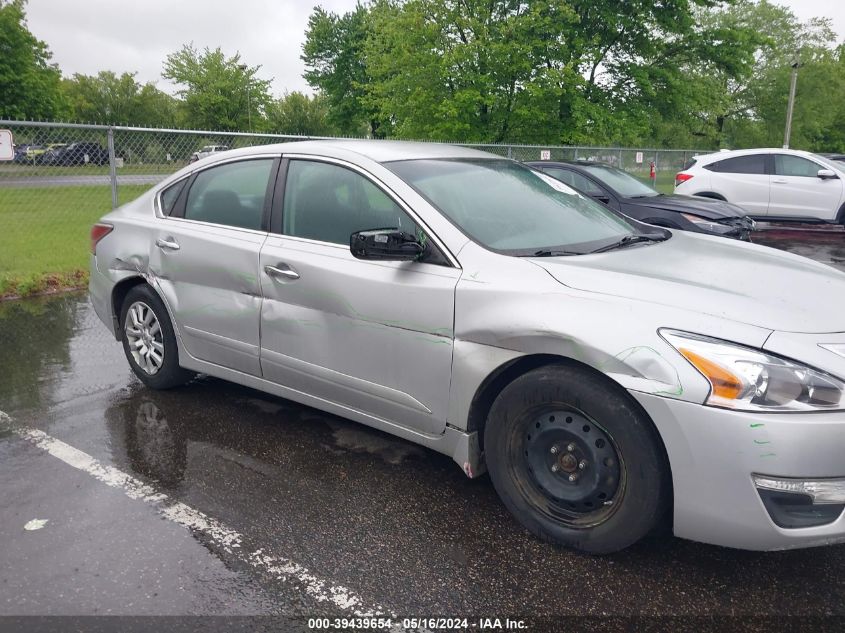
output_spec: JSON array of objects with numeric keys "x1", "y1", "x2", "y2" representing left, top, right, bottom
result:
[
  {"x1": 783, "y1": 53, "x2": 801, "y2": 149},
  {"x1": 238, "y1": 64, "x2": 251, "y2": 131}
]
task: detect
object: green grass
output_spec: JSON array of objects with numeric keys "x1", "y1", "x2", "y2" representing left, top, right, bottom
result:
[
  {"x1": 632, "y1": 171, "x2": 676, "y2": 194},
  {"x1": 0, "y1": 185, "x2": 151, "y2": 298}
]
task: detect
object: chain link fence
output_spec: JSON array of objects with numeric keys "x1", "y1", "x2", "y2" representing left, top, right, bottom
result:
[{"x1": 0, "y1": 119, "x2": 705, "y2": 297}]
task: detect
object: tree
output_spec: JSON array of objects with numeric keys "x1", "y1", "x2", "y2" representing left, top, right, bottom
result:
[
  {"x1": 62, "y1": 71, "x2": 178, "y2": 126},
  {"x1": 361, "y1": 0, "x2": 755, "y2": 146},
  {"x1": 691, "y1": 0, "x2": 840, "y2": 149},
  {"x1": 0, "y1": 0, "x2": 66, "y2": 119},
  {"x1": 267, "y1": 91, "x2": 336, "y2": 136},
  {"x1": 302, "y1": 3, "x2": 375, "y2": 136},
  {"x1": 163, "y1": 44, "x2": 271, "y2": 131}
]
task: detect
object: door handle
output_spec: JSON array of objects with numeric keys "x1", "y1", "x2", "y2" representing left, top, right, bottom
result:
[
  {"x1": 772, "y1": 179, "x2": 788, "y2": 184},
  {"x1": 155, "y1": 237, "x2": 180, "y2": 251},
  {"x1": 264, "y1": 264, "x2": 300, "y2": 280}
]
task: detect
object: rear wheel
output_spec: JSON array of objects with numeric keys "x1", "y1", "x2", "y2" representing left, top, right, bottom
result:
[
  {"x1": 484, "y1": 364, "x2": 668, "y2": 554},
  {"x1": 120, "y1": 285, "x2": 194, "y2": 390}
]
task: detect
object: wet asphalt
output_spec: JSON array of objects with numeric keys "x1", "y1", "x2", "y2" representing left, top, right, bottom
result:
[{"x1": 1, "y1": 225, "x2": 844, "y2": 627}]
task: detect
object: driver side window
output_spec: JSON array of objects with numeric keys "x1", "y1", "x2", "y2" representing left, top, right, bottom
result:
[
  {"x1": 283, "y1": 160, "x2": 420, "y2": 245},
  {"x1": 775, "y1": 155, "x2": 823, "y2": 178}
]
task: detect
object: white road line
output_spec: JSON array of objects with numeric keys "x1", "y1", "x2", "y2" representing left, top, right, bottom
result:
[{"x1": 0, "y1": 410, "x2": 410, "y2": 627}]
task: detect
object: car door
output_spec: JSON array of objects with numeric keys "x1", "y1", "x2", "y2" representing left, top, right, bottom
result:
[
  {"x1": 705, "y1": 153, "x2": 771, "y2": 216},
  {"x1": 149, "y1": 156, "x2": 279, "y2": 376},
  {"x1": 769, "y1": 154, "x2": 843, "y2": 221},
  {"x1": 258, "y1": 157, "x2": 460, "y2": 435}
]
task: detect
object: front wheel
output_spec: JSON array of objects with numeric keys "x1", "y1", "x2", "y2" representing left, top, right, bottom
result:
[
  {"x1": 484, "y1": 364, "x2": 668, "y2": 554},
  {"x1": 120, "y1": 285, "x2": 194, "y2": 390}
]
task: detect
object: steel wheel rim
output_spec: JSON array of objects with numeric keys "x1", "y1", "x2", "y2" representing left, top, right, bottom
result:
[
  {"x1": 124, "y1": 301, "x2": 165, "y2": 376},
  {"x1": 511, "y1": 406, "x2": 626, "y2": 529}
]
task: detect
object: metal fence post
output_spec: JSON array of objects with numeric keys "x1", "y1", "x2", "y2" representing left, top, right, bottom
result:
[
  {"x1": 107, "y1": 127, "x2": 118, "y2": 209},
  {"x1": 507, "y1": 146, "x2": 512, "y2": 159}
]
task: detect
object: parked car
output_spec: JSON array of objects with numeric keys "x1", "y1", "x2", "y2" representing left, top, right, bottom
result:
[
  {"x1": 47, "y1": 141, "x2": 109, "y2": 166},
  {"x1": 12, "y1": 144, "x2": 33, "y2": 163},
  {"x1": 90, "y1": 141, "x2": 845, "y2": 554},
  {"x1": 821, "y1": 153, "x2": 845, "y2": 168},
  {"x1": 675, "y1": 148, "x2": 845, "y2": 224},
  {"x1": 34, "y1": 143, "x2": 69, "y2": 165},
  {"x1": 21, "y1": 143, "x2": 59, "y2": 164},
  {"x1": 526, "y1": 160, "x2": 754, "y2": 240},
  {"x1": 189, "y1": 144, "x2": 229, "y2": 163}
]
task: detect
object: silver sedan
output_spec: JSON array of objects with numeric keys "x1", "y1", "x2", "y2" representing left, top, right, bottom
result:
[{"x1": 90, "y1": 140, "x2": 845, "y2": 553}]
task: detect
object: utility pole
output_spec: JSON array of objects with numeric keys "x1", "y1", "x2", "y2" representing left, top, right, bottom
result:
[
  {"x1": 239, "y1": 64, "x2": 251, "y2": 130},
  {"x1": 783, "y1": 53, "x2": 801, "y2": 149}
]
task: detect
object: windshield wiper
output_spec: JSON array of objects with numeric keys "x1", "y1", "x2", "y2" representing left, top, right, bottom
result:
[
  {"x1": 529, "y1": 249, "x2": 581, "y2": 257},
  {"x1": 589, "y1": 233, "x2": 668, "y2": 254}
]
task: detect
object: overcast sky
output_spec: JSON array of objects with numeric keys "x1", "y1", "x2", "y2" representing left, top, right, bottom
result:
[{"x1": 23, "y1": 0, "x2": 845, "y2": 98}]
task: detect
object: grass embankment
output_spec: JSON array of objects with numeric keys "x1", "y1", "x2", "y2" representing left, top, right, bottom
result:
[{"x1": 0, "y1": 185, "x2": 150, "y2": 299}]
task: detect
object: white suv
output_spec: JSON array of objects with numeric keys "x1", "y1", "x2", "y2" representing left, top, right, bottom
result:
[
  {"x1": 188, "y1": 144, "x2": 230, "y2": 163},
  {"x1": 674, "y1": 148, "x2": 845, "y2": 224}
]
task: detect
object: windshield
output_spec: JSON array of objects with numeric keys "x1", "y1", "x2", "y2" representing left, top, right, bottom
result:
[
  {"x1": 386, "y1": 159, "x2": 638, "y2": 255},
  {"x1": 811, "y1": 153, "x2": 845, "y2": 172},
  {"x1": 580, "y1": 164, "x2": 659, "y2": 197}
]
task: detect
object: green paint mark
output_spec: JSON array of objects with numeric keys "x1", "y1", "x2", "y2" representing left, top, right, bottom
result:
[
  {"x1": 749, "y1": 423, "x2": 765, "y2": 428},
  {"x1": 753, "y1": 439, "x2": 771, "y2": 445},
  {"x1": 759, "y1": 453, "x2": 777, "y2": 458}
]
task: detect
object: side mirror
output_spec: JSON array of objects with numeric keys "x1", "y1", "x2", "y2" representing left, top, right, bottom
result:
[
  {"x1": 591, "y1": 194, "x2": 611, "y2": 205},
  {"x1": 350, "y1": 228, "x2": 424, "y2": 261},
  {"x1": 818, "y1": 169, "x2": 838, "y2": 180}
]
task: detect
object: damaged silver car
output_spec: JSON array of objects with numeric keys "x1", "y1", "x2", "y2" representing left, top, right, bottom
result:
[{"x1": 90, "y1": 141, "x2": 845, "y2": 553}]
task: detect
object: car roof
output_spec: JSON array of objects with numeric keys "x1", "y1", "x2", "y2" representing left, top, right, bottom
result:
[
  {"x1": 691, "y1": 147, "x2": 826, "y2": 165},
  {"x1": 215, "y1": 139, "x2": 497, "y2": 164}
]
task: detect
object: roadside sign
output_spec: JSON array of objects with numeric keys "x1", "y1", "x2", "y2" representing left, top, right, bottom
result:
[
  {"x1": 540, "y1": 150, "x2": 551, "y2": 160},
  {"x1": 635, "y1": 151, "x2": 643, "y2": 164},
  {"x1": 0, "y1": 130, "x2": 13, "y2": 161}
]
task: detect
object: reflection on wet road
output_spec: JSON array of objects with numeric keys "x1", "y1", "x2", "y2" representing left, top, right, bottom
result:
[{"x1": 1, "y1": 228, "x2": 845, "y2": 620}]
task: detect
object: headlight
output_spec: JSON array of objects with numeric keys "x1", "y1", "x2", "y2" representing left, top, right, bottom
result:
[
  {"x1": 661, "y1": 330, "x2": 845, "y2": 411},
  {"x1": 680, "y1": 213, "x2": 736, "y2": 234}
]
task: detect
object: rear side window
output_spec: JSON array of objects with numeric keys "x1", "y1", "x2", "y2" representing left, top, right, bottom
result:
[
  {"x1": 705, "y1": 155, "x2": 767, "y2": 175},
  {"x1": 282, "y1": 160, "x2": 420, "y2": 245},
  {"x1": 774, "y1": 155, "x2": 822, "y2": 178},
  {"x1": 184, "y1": 159, "x2": 273, "y2": 230},
  {"x1": 159, "y1": 179, "x2": 186, "y2": 216}
]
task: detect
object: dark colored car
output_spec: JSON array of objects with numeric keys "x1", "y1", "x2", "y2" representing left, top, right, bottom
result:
[
  {"x1": 525, "y1": 160, "x2": 754, "y2": 240},
  {"x1": 43, "y1": 141, "x2": 109, "y2": 166}
]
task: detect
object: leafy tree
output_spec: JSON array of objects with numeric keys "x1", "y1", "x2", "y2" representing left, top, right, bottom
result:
[
  {"x1": 302, "y1": 3, "x2": 375, "y2": 136},
  {"x1": 0, "y1": 0, "x2": 66, "y2": 119},
  {"x1": 62, "y1": 71, "x2": 178, "y2": 126},
  {"x1": 163, "y1": 44, "x2": 271, "y2": 131},
  {"x1": 694, "y1": 0, "x2": 840, "y2": 149},
  {"x1": 267, "y1": 91, "x2": 336, "y2": 136},
  {"x1": 362, "y1": 0, "x2": 754, "y2": 146}
]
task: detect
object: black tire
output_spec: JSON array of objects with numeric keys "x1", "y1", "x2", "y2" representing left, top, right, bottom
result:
[
  {"x1": 120, "y1": 284, "x2": 194, "y2": 390},
  {"x1": 484, "y1": 364, "x2": 667, "y2": 554}
]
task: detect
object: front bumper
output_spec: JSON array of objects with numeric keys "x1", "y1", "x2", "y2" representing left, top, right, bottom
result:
[{"x1": 632, "y1": 391, "x2": 845, "y2": 550}]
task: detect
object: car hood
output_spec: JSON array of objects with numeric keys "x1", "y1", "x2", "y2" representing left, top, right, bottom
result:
[
  {"x1": 533, "y1": 232, "x2": 845, "y2": 334},
  {"x1": 625, "y1": 194, "x2": 747, "y2": 220}
]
